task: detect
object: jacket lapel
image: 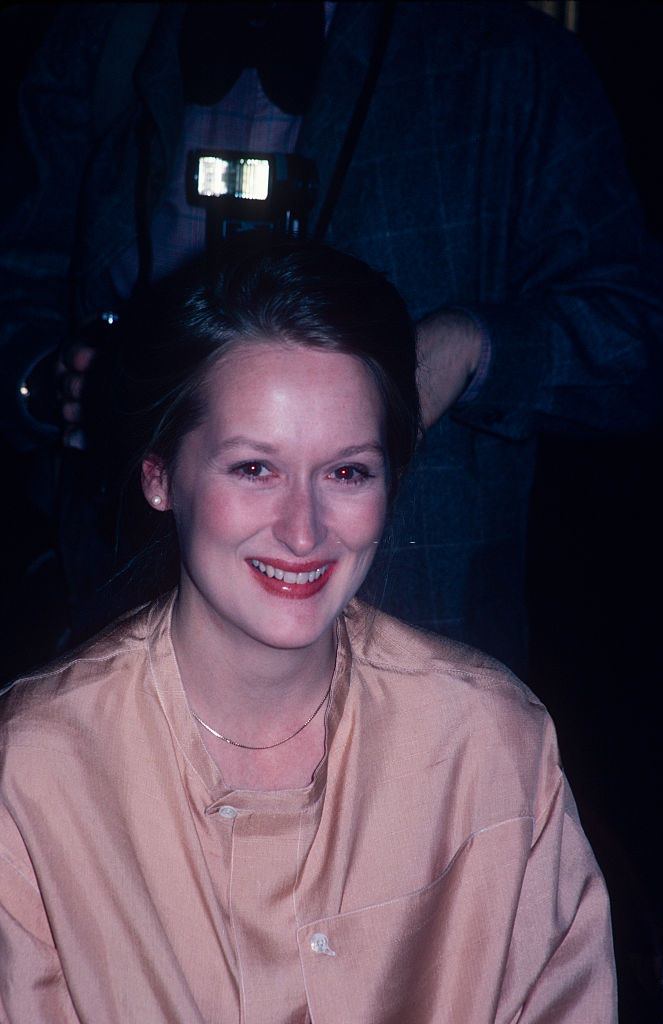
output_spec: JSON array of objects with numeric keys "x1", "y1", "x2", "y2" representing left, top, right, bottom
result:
[
  {"x1": 297, "y1": 2, "x2": 385, "y2": 238},
  {"x1": 134, "y1": 4, "x2": 186, "y2": 205}
]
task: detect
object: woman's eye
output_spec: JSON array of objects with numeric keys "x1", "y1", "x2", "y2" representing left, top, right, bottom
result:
[
  {"x1": 233, "y1": 461, "x2": 270, "y2": 481},
  {"x1": 330, "y1": 465, "x2": 370, "y2": 484}
]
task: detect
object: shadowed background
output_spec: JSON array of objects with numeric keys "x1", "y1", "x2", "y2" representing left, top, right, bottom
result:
[{"x1": 0, "y1": 3, "x2": 661, "y2": 1019}]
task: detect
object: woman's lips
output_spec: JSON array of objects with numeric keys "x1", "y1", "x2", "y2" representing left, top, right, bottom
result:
[{"x1": 247, "y1": 558, "x2": 335, "y2": 600}]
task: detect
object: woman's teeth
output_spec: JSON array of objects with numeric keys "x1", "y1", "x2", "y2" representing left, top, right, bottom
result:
[{"x1": 251, "y1": 560, "x2": 328, "y2": 584}]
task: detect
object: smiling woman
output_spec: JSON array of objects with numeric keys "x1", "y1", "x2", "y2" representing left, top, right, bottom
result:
[
  {"x1": 0, "y1": 241, "x2": 616, "y2": 1022},
  {"x1": 145, "y1": 343, "x2": 389, "y2": 668}
]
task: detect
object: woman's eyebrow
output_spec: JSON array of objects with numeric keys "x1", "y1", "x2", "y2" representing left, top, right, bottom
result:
[
  {"x1": 333, "y1": 444, "x2": 385, "y2": 459},
  {"x1": 215, "y1": 436, "x2": 278, "y2": 454},
  {"x1": 213, "y1": 438, "x2": 385, "y2": 458}
]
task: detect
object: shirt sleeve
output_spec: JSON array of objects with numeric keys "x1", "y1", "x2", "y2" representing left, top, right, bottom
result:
[
  {"x1": 451, "y1": 17, "x2": 663, "y2": 442},
  {"x1": 0, "y1": 805, "x2": 79, "y2": 1023},
  {"x1": 498, "y1": 766, "x2": 617, "y2": 1021}
]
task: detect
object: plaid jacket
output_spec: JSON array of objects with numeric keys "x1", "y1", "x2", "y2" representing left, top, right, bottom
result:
[{"x1": 1, "y1": 2, "x2": 661, "y2": 672}]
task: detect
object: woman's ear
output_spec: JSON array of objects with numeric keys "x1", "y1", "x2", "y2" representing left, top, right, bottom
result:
[{"x1": 141, "y1": 455, "x2": 171, "y2": 511}]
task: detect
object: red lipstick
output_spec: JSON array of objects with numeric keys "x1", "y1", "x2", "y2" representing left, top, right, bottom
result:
[{"x1": 246, "y1": 558, "x2": 336, "y2": 600}]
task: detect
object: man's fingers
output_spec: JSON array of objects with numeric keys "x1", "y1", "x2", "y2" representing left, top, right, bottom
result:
[
  {"x1": 62, "y1": 401, "x2": 82, "y2": 424},
  {"x1": 62, "y1": 427, "x2": 87, "y2": 451},
  {"x1": 60, "y1": 344, "x2": 97, "y2": 373},
  {"x1": 70, "y1": 345, "x2": 96, "y2": 372},
  {"x1": 58, "y1": 373, "x2": 84, "y2": 400}
]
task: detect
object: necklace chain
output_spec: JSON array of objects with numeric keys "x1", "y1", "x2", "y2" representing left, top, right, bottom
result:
[{"x1": 191, "y1": 684, "x2": 332, "y2": 751}]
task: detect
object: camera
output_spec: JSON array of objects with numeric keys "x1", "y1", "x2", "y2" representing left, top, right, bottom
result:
[{"x1": 187, "y1": 150, "x2": 318, "y2": 257}]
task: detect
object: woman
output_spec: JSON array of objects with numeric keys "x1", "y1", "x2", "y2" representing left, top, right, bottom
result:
[{"x1": 0, "y1": 242, "x2": 615, "y2": 1022}]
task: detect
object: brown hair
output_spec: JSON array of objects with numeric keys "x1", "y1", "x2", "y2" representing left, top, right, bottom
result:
[{"x1": 112, "y1": 237, "x2": 420, "y2": 599}]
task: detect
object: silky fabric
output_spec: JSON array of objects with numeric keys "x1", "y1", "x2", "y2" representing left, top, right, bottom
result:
[{"x1": 0, "y1": 595, "x2": 616, "y2": 1022}]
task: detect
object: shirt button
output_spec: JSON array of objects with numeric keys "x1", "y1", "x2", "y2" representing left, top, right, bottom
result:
[
  {"x1": 218, "y1": 805, "x2": 238, "y2": 819},
  {"x1": 310, "y1": 932, "x2": 336, "y2": 956}
]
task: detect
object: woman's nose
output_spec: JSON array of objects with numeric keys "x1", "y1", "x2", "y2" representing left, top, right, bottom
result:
[{"x1": 272, "y1": 483, "x2": 327, "y2": 555}]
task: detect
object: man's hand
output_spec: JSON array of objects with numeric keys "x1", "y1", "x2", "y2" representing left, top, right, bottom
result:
[
  {"x1": 56, "y1": 342, "x2": 97, "y2": 449},
  {"x1": 415, "y1": 309, "x2": 484, "y2": 430}
]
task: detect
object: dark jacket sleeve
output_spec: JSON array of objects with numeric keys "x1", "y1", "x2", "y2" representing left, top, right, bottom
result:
[
  {"x1": 0, "y1": 7, "x2": 116, "y2": 451},
  {"x1": 451, "y1": 10, "x2": 663, "y2": 441}
]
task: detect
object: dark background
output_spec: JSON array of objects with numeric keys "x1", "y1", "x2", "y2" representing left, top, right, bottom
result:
[
  {"x1": 525, "y1": 4, "x2": 663, "y2": 1020},
  {"x1": 0, "y1": 2, "x2": 662, "y2": 1019}
]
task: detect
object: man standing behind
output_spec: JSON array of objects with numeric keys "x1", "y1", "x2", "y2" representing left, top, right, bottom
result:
[{"x1": 0, "y1": 2, "x2": 660, "y2": 680}]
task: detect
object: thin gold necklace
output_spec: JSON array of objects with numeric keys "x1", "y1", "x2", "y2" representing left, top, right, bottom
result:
[{"x1": 191, "y1": 683, "x2": 332, "y2": 751}]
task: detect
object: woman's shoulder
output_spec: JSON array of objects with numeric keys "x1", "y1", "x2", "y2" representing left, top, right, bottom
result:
[
  {"x1": 344, "y1": 600, "x2": 549, "y2": 734},
  {"x1": 347, "y1": 599, "x2": 537, "y2": 686},
  {"x1": 343, "y1": 602, "x2": 559, "y2": 819},
  {"x1": 0, "y1": 594, "x2": 172, "y2": 740}
]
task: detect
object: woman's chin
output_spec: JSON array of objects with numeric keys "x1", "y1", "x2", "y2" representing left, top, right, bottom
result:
[{"x1": 244, "y1": 603, "x2": 339, "y2": 653}]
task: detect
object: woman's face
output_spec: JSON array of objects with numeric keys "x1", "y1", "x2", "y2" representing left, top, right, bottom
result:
[{"x1": 144, "y1": 340, "x2": 388, "y2": 653}]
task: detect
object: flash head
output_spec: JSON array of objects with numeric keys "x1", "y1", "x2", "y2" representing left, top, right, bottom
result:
[
  {"x1": 187, "y1": 150, "x2": 318, "y2": 246},
  {"x1": 195, "y1": 155, "x2": 270, "y2": 201}
]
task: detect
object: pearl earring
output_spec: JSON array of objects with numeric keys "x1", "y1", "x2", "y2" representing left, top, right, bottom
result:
[{"x1": 152, "y1": 495, "x2": 163, "y2": 506}]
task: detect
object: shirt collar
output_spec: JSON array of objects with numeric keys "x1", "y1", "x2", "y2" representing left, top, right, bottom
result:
[{"x1": 145, "y1": 590, "x2": 353, "y2": 816}]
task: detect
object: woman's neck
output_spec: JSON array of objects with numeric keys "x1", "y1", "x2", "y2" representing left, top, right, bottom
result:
[{"x1": 170, "y1": 588, "x2": 337, "y2": 745}]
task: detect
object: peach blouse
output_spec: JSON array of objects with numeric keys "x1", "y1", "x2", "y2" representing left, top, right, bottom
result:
[{"x1": 0, "y1": 594, "x2": 616, "y2": 1022}]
